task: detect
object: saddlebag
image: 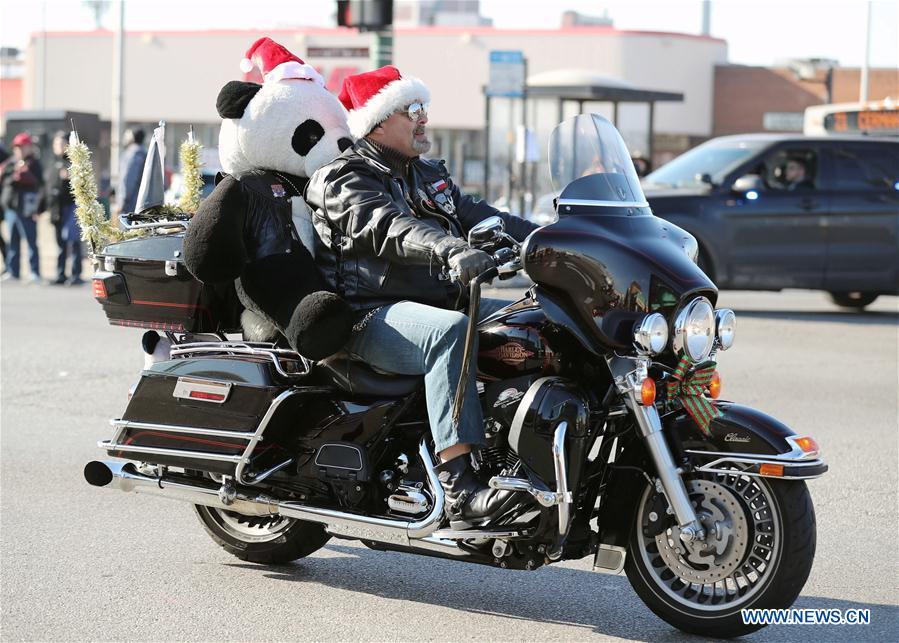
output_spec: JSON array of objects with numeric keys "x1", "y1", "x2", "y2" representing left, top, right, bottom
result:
[
  {"x1": 103, "y1": 350, "x2": 312, "y2": 476},
  {"x1": 92, "y1": 232, "x2": 241, "y2": 334}
]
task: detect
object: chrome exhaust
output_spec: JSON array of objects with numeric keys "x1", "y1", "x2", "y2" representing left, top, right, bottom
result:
[{"x1": 85, "y1": 440, "x2": 445, "y2": 547}]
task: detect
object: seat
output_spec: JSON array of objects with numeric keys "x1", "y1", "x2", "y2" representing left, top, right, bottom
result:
[{"x1": 316, "y1": 356, "x2": 422, "y2": 397}]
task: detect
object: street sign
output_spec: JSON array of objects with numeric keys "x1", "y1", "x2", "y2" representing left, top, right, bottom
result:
[{"x1": 487, "y1": 50, "x2": 526, "y2": 98}]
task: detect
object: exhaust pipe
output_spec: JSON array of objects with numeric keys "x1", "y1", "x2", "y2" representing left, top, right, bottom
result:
[{"x1": 84, "y1": 440, "x2": 444, "y2": 546}]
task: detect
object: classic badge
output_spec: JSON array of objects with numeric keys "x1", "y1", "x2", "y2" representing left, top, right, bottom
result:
[{"x1": 271, "y1": 183, "x2": 286, "y2": 198}]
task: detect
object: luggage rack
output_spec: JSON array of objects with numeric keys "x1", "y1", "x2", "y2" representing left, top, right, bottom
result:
[
  {"x1": 119, "y1": 212, "x2": 191, "y2": 233},
  {"x1": 170, "y1": 340, "x2": 312, "y2": 378}
]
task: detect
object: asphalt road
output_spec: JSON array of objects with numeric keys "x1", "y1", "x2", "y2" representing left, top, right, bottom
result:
[{"x1": 1, "y1": 282, "x2": 897, "y2": 642}]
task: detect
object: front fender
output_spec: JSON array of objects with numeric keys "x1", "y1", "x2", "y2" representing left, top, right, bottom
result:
[{"x1": 667, "y1": 401, "x2": 828, "y2": 480}]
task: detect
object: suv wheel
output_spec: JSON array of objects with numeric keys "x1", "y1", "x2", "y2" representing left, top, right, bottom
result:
[{"x1": 828, "y1": 291, "x2": 878, "y2": 309}]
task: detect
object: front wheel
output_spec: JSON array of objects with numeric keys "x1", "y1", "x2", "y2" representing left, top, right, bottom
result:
[
  {"x1": 828, "y1": 291, "x2": 878, "y2": 309},
  {"x1": 194, "y1": 505, "x2": 331, "y2": 564},
  {"x1": 624, "y1": 473, "x2": 816, "y2": 638}
]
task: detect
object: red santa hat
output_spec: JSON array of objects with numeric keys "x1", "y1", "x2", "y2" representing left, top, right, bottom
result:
[
  {"x1": 11, "y1": 132, "x2": 34, "y2": 147},
  {"x1": 239, "y1": 36, "x2": 324, "y2": 85},
  {"x1": 338, "y1": 65, "x2": 430, "y2": 139}
]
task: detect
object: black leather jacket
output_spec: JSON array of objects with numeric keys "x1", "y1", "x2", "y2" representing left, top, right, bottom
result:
[{"x1": 305, "y1": 139, "x2": 537, "y2": 311}]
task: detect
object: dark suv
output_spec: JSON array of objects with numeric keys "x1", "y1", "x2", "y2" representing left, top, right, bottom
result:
[{"x1": 642, "y1": 134, "x2": 899, "y2": 308}]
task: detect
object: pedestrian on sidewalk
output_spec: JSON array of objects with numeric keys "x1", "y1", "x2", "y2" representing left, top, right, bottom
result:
[
  {"x1": 45, "y1": 131, "x2": 83, "y2": 285},
  {"x1": 0, "y1": 139, "x2": 9, "y2": 267},
  {"x1": 1, "y1": 132, "x2": 44, "y2": 283},
  {"x1": 116, "y1": 128, "x2": 146, "y2": 217}
]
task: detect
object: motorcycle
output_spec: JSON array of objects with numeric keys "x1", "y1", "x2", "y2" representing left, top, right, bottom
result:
[{"x1": 85, "y1": 114, "x2": 827, "y2": 638}]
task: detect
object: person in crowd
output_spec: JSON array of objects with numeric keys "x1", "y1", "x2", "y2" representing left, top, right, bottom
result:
[
  {"x1": 117, "y1": 128, "x2": 146, "y2": 216},
  {"x1": 0, "y1": 139, "x2": 9, "y2": 267},
  {"x1": 305, "y1": 66, "x2": 539, "y2": 525},
  {"x1": 45, "y1": 131, "x2": 83, "y2": 285},
  {"x1": 1, "y1": 132, "x2": 44, "y2": 283}
]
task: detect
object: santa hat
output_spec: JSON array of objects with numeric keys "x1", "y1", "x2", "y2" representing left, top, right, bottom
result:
[
  {"x1": 11, "y1": 132, "x2": 34, "y2": 147},
  {"x1": 338, "y1": 66, "x2": 430, "y2": 139},
  {"x1": 239, "y1": 36, "x2": 324, "y2": 85}
]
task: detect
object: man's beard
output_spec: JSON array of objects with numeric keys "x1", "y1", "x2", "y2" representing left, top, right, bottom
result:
[{"x1": 411, "y1": 129, "x2": 431, "y2": 154}]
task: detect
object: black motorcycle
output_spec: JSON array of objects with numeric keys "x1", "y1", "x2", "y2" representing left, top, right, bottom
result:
[{"x1": 85, "y1": 114, "x2": 827, "y2": 638}]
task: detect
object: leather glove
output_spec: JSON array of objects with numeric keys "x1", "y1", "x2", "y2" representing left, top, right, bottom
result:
[{"x1": 446, "y1": 246, "x2": 494, "y2": 286}]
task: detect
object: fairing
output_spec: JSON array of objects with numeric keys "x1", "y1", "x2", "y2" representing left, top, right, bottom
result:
[{"x1": 523, "y1": 215, "x2": 716, "y2": 351}]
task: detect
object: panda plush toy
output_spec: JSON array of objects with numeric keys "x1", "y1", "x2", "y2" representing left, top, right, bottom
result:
[{"x1": 183, "y1": 37, "x2": 354, "y2": 360}]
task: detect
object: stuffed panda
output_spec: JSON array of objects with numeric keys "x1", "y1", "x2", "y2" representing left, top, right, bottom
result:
[{"x1": 183, "y1": 37, "x2": 354, "y2": 361}]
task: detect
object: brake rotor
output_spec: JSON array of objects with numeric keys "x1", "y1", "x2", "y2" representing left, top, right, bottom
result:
[{"x1": 654, "y1": 478, "x2": 750, "y2": 584}]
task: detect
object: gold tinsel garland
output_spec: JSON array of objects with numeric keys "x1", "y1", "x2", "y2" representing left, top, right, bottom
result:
[
  {"x1": 177, "y1": 132, "x2": 203, "y2": 215},
  {"x1": 66, "y1": 132, "x2": 139, "y2": 251}
]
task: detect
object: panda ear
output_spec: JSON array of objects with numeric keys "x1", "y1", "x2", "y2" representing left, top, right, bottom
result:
[{"x1": 216, "y1": 81, "x2": 263, "y2": 119}]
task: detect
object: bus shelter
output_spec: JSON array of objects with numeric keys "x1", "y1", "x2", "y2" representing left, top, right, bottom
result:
[{"x1": 484, "y1": 69, "x2": 683, "y2": 205}]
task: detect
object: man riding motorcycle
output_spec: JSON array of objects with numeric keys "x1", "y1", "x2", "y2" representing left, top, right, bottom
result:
[{"x1": 305, "y1": 65, "x2": 538, "y2": 525}]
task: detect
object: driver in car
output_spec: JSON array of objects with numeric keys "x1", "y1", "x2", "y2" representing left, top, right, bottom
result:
[{"x1": 305, "y1": 66, "x2": 537, "y2": 525}]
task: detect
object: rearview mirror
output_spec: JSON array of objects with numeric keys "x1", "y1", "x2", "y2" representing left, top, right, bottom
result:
[
  {"x1": 732, "y1": 174, "x2": 764, "y2": 194},
  {"x1": 468, "y1": 216, "x2": 505, "y2": 246}
]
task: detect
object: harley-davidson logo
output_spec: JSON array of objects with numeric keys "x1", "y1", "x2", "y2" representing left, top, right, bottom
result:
[
  {"x1": 483, "y1": 342, "x2": 535, "y2": 365},
  {"x1": 724, "y1": 432, "x2": 751, "y2": 443}
]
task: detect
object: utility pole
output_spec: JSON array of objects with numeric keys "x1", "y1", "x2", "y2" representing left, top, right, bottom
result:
[
  {"x1": 110, "y1": 0, "x2": 125, "y2": 207},
  {"x1": 860, "y1": 0, "x2": 872, "y2": 102}
]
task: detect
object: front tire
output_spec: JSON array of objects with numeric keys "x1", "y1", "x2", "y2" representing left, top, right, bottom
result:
[
  {"x1": 624, "y1": 474, "x2": 816, "y2": 638},
  {"x1": 194, "y1": 505, "x2": 331, "y2": 564},
  {"x1": 828, "y1": 291, "x2": 878, "y2": 309}
]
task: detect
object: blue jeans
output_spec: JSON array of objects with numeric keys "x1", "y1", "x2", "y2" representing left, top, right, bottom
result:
[
  {"x1": 4, "y1": 207, "x2": 40, "y2": 279},
  {"x1": 345, "y1": 298, "x2": 509, "y2": 453},
  {"x1": 55, "y1": 204, "x2": 83, "y2": 281}
]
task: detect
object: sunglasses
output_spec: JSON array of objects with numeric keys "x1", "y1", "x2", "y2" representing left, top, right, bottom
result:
[{"x1": 403, "y1": 102, "x2": 429, "y2": 122}]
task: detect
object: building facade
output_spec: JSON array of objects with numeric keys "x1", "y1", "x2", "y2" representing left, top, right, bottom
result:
[{"x1": 20, "y1": 26, "x2": 726, "y2": 198}]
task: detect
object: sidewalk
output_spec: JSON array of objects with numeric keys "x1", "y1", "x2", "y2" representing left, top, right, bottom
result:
[{"x1": 2, "y1": 215, "x2": 93, "y2": 284}]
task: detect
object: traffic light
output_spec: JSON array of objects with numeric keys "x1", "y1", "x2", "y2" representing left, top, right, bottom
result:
[{"x1": 336, "y1": 1, "x2": 393, "y2": 31}]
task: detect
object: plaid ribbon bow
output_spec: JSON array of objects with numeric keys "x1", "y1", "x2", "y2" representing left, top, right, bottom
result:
[{"x1": 665, "y1": 355, "x2": 722, "y2": 436}]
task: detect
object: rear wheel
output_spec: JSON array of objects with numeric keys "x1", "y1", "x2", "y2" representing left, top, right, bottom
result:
[
  {"x1": 828, "y1": 291, "x2": 878, "y2": 309},
  {"x1": 194, "y1": 505, "x2": 330, "y2": 564},
  {"x1": 624, "y1": 473, "x2": 816, "y2": 638}
]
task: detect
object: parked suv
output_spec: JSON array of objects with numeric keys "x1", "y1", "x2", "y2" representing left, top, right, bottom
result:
[{"x1": 642, "y1": 134, "x2": 899, "y2": 308}]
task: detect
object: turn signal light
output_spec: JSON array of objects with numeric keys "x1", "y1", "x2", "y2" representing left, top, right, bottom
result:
[
  {"x1": 640, "y1": 378, "x2": 656, "y2": 406},
  {"x1": 708, "y1": 371, "x2": 722, "y2": 399},
  {"x1": 794, "y1": 436, "x2": 820, "y2": 454},
  {"x1": 759, "y1": 463, "x2": 785, "y2": 477},
  {"x1": 92, "y1": 278, "x2": 108, "y2": 299}
]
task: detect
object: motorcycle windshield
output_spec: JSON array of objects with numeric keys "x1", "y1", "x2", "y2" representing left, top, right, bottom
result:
[{"x1": 548, "y1": 113, "x2": 647, "y2": 208}]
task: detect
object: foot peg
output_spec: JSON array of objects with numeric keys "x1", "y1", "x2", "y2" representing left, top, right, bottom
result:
[{"x1": 488, "y1": 476, "x2": 566, "y2": 508}]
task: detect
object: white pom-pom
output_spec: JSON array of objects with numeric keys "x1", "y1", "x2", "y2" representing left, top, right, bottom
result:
[{"x1": 239, "y1": 58, "x2": 254, "y2": 73}]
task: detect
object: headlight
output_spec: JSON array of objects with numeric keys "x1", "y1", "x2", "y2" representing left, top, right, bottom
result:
[
  {"x1": 672, "y1": 297, "x2": 715, "y2": 362},
  {"x1": 633, "y1": 313, "x2": 668, "y2": 355},
  {"x1": 715, "y1": 309, "x2": 736, "y2": 350}
]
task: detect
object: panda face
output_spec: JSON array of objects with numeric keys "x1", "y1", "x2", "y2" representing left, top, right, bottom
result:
[{"x1": 218, "y1": 80, "x2": 352, "y2": 179}]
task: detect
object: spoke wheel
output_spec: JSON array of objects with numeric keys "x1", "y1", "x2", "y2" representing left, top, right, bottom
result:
[
  {"x1": 202, "y1": 508, "x2": 295, "y2": 544},
  {"x1": 638, "y1": 474, "x2": 778, "y2": 610},
  {"x1": 624, "y1": 471, "x2": 816, "y2": 638},
  {"x1": 194, "y1": 504, "x2": 331, "y2": 564}
]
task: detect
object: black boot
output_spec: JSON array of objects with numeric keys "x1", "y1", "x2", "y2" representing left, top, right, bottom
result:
[{"x1": 436, "y1": 455, "x2": 516, "y2": 528}]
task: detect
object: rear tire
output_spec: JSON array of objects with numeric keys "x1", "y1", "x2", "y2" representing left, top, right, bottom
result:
[
  {"x1": 194, "y1": 505, "x2": 330, "y2": 564},
  {"x1": 828, "y1": 291, "x2": 878, "y2": 309},
  {"x1": 624, "y1": 476, "x2": 816, "y2": 638}
]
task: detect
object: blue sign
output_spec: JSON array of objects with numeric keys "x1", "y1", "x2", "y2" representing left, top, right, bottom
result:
[{"x1": 487, "y1": 50, "x2": 526, "y2": 98}]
